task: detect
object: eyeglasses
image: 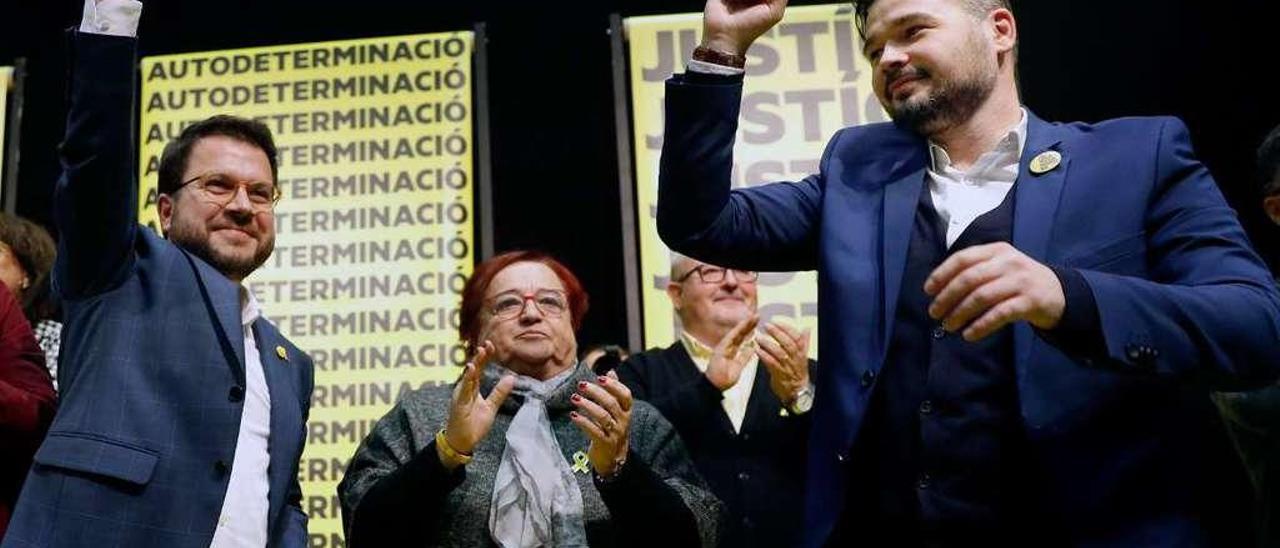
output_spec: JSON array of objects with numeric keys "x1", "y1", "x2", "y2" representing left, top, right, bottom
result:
[
  {"x1": 487, "y1": 289, "x2": 569, "y2": 320},
  {"x1": 675, "y1": 266, "x2": 759, "y2": 284},
  {"x1": 178, "y1": 174, "x2": 281, "y2": 212}
]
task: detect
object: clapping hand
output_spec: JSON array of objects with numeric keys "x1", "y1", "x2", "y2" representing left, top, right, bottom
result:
[{"x1": 439, "y1": 341, "x2": 516, "y2": 468}]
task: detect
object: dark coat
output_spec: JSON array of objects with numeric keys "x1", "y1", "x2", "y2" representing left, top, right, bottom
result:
[{"x1": 618, "y1": 342, "x2": 811, "y2": 548}]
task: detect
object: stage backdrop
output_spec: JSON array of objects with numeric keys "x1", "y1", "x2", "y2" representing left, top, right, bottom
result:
[
  {"x1": 623, "y1": 5, "x2": 887, "y2": 354},
  {"x1": 1, "y1": 66, "x2": 11, "y2": 178},
  {"x1": 137, "y1": 32, "x2": 477, "y2": 547}
]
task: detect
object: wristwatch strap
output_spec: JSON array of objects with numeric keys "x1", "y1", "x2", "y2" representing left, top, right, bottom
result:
[{"x1": 692, "y1": 44, "x2": 747, "y2": 69}]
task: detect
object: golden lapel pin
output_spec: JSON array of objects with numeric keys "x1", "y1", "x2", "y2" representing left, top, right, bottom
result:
[
  {"x1": 1030, "y1": 150, "x2": 1062, "y2": 175},
  {"x1": 276, "y1": 345, "x2": 288, "y2": 361}
]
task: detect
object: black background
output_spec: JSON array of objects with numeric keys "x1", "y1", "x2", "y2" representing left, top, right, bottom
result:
[{"x1": 2, "y1": 0, "x2": 1277, "y2": 351}]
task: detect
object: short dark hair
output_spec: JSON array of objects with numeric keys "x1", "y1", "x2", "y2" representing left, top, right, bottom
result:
[
  {"x1": 1259, "y1": 124, "x2": 1280, "y2": 197},
  {"x1": 852, "y1": 0, "x2": 1015, "y2": 40},
  {"x1": 0, "y1": 213, "x2": 59, "y2": 322},
  {"x1": 157, "y1": 115, "x2": 279, "y2": 196}
]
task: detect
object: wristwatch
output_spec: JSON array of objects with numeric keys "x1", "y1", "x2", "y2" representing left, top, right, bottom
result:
[{"x1": 785, "y1": 383, "x2": 815, "y2": 415}]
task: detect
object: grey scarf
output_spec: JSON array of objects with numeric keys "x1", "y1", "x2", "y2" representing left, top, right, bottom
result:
[{"x1": 484, "y1": 363, "x2": 588, "y2": 548}]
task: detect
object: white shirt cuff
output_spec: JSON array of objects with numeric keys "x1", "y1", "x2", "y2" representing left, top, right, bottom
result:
[
  {"x1": 687, "y1": 58, "x2": 746, "y2": 77},
  {"x1": 80, "y1": 0, "x2": 143, "y2": 38}
]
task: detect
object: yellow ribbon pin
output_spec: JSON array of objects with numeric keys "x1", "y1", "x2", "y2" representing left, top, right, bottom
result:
[
  {"x1": 571, "y1": 451, "x2": 590, "y2": 474},
  {"x1": 1030, "y1": 150, "x2": 1062, "y2": 175},
  {"x1": 276, "y1": 346, "x2": 288, "y2": 361}
]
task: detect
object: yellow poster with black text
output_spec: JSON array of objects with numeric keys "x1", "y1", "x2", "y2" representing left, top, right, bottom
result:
[
  {"x1": 626, "y1": 5, "x2": 886, "y2": 354},
  {"x1": 138, "y1": 34, "x2": 475, "y2": 547},
  {"x1": 1, "y1": 66, "x2": 12, "y2": 177}
]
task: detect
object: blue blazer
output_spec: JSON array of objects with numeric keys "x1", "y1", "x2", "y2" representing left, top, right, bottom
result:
[
  {"x1": 2, "y1": 32, "x2": 313, "y2": 548},
  {"x1": 657, "y1": 75, "x2": 1280, "y2": 546}
]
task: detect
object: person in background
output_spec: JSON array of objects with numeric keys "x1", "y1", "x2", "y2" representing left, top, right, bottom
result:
[
  {"x1": 1260, "y1": 125, "x2": 1280, "y2": 231},
  {"x1": 339, "y1": 250, "x2": 722, "y2": 547},
  {"x1": 582, "y1": 343, "x2": 630, "y2": 375},
  {"x1": 0, "y1": 283, "x2": 55, "y2": 540},
  {"x1": 0, "y1": 214, "x2": 62, "y2": 389},
  {"x1": 618, "y1": 255, "x2": 813, "y2": 547},
  {"x1": 1213, "y1": 123, "x2": 1280, "y2": 547}
]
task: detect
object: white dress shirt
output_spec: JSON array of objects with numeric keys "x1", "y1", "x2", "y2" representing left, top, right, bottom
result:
[
  {"x1": 680, "y1": 331, "x2": 758, "y2": 433},
  {"x1": 927, "y1": 111, "x2": 1028, "y2": 247},
  {"x1": 210, "y1": 289, "x2": 273, "y2": 548},
  {"x1": 81, "y1": 4, "x2": 276, "y2": 545}
]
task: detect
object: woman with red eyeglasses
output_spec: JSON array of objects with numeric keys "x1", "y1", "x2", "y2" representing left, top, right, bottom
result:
[{"x1": 339, "y1": 250, "x2": 722, "y2": 547}]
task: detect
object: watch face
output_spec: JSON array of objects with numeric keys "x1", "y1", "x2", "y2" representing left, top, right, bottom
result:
[
  {"x1": 791, "y1": 389, "x2": 814, "y2": 414},
  {"x1": 783, "y1": 386, "x2": 814, "y2": 412}
]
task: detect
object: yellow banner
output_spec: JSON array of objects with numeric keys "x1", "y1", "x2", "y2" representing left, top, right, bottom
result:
[
  {"x1": 626, "y1": 5, "x2": 886, "y2": 353},
  {"x1": 1, "y1": 66, "x2": 11, "y2": 178},
  {"x1": 138, "y1": 33, "x2": 476, "y2": 547}
]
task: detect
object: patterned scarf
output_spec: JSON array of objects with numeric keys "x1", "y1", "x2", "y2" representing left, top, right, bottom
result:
[{"x1": 484, "y1": 363, "x2": 588, "y2": 548}]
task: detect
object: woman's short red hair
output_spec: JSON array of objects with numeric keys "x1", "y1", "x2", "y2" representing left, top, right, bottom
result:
[{"x1": 458, "y1": 250, "x2": 589, "y2": 353}]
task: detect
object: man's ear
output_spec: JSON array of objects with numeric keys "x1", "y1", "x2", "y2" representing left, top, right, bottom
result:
[
  {"x1": 1264, "y1": 194, "x2": 1280, "y2": 226},
  {"x1": 157, "y1": 193, "x2": 175, "y2": 237},
  {"x1": 666, "y1": 281, "x2": 684, "y2": 311},
  {"x1": 988, "y1": 7, "x2": 1018, "y2": 57}
]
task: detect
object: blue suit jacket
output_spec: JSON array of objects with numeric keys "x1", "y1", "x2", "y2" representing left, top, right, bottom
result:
[
  {"x1": 658, "y1": 75, "x2": 1280, "y2": 546},
  {"x1": 2, "y1": 32, "x2": 314, "y2": 548}
]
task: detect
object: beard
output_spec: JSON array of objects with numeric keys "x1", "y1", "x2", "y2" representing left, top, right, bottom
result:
[
  {"x1": 884, "y1": 36, "x2": 998, "y2": 136},
  {"x1": 168, "y1": 215, "x2": 274, "y2": 281}
]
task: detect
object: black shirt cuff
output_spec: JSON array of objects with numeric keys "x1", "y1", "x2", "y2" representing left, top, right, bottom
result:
[{"x1": 1040, "y1": 266, "x2": 1107, "y2": 360}]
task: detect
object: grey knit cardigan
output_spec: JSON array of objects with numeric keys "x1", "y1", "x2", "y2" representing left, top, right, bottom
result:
[{"x1": 338, "y1": 363, "x2": 724, "y2": 547}]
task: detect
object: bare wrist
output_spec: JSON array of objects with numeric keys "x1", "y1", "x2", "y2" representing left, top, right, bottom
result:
[{"x1": 700, "y1": 35, "x2": 747, "y2": 56}]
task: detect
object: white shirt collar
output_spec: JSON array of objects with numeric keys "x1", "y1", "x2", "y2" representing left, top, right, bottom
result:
[
  {"x1": 928, "y1": 108, "x2": 1030, "y2": 177},
  {"x1": 240, "y1": 287, "x2": 262, "y2": 327}
]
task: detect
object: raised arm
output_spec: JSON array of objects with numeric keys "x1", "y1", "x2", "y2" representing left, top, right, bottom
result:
[
  {"x1": 658, "y1": 0, "x2": 835, "y2": 272},
  {"x1": 53, "y1": 0, "x2": 145, "y2": 300}
]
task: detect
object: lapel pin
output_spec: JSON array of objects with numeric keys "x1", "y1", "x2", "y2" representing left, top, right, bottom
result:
[
  {"x1": 276, "y1": 345, "x2": 288, "y2": 361},
  {"x1": 571, "y1": 451, "x2": 590, "y2": 474},
  {"x1": 1030, "y1": 150, "x2": 1062, "y2": 175}
]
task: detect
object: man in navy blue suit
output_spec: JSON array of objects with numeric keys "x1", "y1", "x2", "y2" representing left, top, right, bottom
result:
[
  {"x1": 658, "y1": 0, "x2": 1280, "y2": 545},
  {"x1": 3, "y1": 1, "x2": 314, "y2": 547}
]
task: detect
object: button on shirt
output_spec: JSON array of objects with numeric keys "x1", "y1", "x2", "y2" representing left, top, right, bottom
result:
[
  {"x1": 210, "y1": 290, "x2": 272, "y2": 548},
  {"x1": 680, "y1": 331, "x2": 758, "y2": 433},
  {"x1": 928, "y1": 110, "x2": 1029, "y2": 248}
]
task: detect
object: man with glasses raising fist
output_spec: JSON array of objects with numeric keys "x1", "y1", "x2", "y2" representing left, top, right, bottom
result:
[
  {"x1": 3, "y1": 2, "x2": 314, "y2": 547},
  {"x1": 618, "y1": 254, "x2": 815, "y2": 548}
]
